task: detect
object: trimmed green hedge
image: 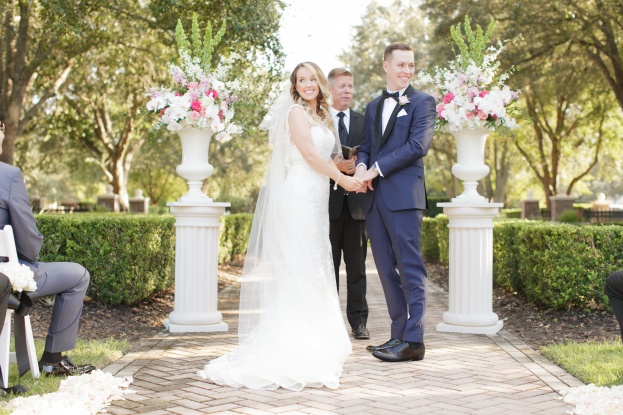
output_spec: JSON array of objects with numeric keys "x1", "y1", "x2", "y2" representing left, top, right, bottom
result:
[
  {"x1": 423, "y1": 217, "x2": 623, "y2": 310},
  {"x1": 36, "y1": 214, "x2": 176, "y2": 306},
  {"x1": 423, "y1": 215, "x2": 449, "y2": 264},
  {"x1": 425, "y1": 197, "x2": 451, "y2": 218},
  {"x1": 35, "y1": 213, "x2": 254, "y2": 305},
  {"x1": 218, "y1": 213, "x2": 253, "y2": 263}
]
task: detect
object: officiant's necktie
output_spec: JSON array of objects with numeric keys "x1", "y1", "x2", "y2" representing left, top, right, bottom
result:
[{"x1": 337, "y1": 112, "x2": 348, "y2": 144}]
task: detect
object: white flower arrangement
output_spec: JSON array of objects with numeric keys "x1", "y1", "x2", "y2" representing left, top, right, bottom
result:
[
  {"x1": 0, "y1": 262, "x2": 37, "y2": 292},
  {"x1": 417, "y1": 16, "x2": 521, "y2": 133},
  {"x1": 145, "y1": 15, "x2": 242, "y2": 142}
]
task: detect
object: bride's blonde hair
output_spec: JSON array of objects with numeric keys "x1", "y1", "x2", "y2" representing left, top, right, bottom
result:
[{"x1": 289, "y1": 62, "x2": 333, "y2": 129}]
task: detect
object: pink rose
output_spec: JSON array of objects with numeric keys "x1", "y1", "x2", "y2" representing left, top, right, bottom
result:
[
  {"x1": 187, "y1": 82, "x2": 199, "y2": 89},
  {"x1": 479, "y1": 90, "x2": 490, "y2": 98},
  {"x1": 190, "y1": 100, "x2": 202, "y2": 111},
  {"x1": 477, "y1": 110, "x2": 488, "y2": 120},
  {"x1": 436, "y1": 103, "x2": 445, "y2": 118},
  {"x1": 189, "y1": 110, "x2": 201, "y2": 120},
  {"x1": 174, "y1": 91, "x2": 182, "y2": 97},
  {"x1": 206, "y1": 89, "x2": 218, "y2": 99},
  {"x1": 443, "y1": 92, "x2": 454, "y2": 104}
]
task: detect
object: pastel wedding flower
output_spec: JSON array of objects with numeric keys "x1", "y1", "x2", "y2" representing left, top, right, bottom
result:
[
  {"x1": 398, "y1": 95, "x2": 410, "y2": 106},
  {"x1": 145, "y1": 15, "x2": 241, "y2": 142},
  {"x1": 417, "y1": 17, "x2": 521, "y2": 133}
]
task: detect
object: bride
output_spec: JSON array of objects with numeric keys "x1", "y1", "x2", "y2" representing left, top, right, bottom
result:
[{"x1": 198, "y1": 62, "x2": 363, "y2": 391}]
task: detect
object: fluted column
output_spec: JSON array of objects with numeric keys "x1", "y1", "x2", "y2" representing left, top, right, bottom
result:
[
  {"x1": 436, "y1": 202, "x2": 504, "y2": 334},
  {"x1": 164, "y1": 201, "x2": 230, "y2": 333}
]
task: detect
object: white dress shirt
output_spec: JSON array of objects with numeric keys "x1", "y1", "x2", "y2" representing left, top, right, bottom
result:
[
  {"x1": 381, "y1": 86, "x2": 408, "y2": 135},
  {"x1": 357, "y1": 87, "x2": 407, "y2": 177},
  {"x1": 330, "y1": 107, "x2": 350, "y2": 137}
]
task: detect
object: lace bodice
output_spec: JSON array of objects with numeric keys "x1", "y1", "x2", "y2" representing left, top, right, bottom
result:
[{"x1": 286, "y1": 104, "x2": 336, "y2": 166}]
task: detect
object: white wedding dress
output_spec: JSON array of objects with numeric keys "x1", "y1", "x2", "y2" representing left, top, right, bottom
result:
[{"x1": 198, "y1": 104, "x2": 352, "y2": 391}]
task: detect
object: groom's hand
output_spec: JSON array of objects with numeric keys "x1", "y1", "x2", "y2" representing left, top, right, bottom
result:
[{"x1": 354, "y1": 165, "x2": 367, "y2": 179}]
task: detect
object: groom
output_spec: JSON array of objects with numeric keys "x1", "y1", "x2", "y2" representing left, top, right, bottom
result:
[{"x1": 356, "y1": 42, "x2": 436, "y2": 362}]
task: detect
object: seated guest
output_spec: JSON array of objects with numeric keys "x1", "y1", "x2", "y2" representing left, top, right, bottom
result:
[
  {"x1": 605, "y1": 271, "x2": 623, "y2": 341},
  {"x1": 0, "y1": 272, "x2": 28, "y2": 393},
  {"x1": 0, "y1": 121, "x2": 95, "y2": 376}
]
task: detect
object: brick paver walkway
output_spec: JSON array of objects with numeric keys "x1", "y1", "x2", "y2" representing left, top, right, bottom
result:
[{"x1": 104, "y1": 250, "x2": 583, "y2": 414}]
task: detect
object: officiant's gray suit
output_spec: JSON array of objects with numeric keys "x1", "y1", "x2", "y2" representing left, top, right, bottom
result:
[{"x1": 0, "y1": 162, "x2": 89, "y2": 354}]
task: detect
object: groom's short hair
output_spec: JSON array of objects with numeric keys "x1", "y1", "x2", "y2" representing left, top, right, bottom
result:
[
  {"x1": 384, "y1": 42, "x2": 413, "y2": 61},
  {"x1": 327, "y1": 68, "x2": 353, "y2": 86}
]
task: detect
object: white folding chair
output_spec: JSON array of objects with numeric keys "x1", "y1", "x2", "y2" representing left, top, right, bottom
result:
[{"x1": 0, "y1": 225, "x2": 40, "y2": 388}]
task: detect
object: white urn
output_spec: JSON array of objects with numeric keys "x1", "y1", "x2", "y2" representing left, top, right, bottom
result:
[
  {"x1": 176, "y1": 127, "x2": 215, "y2": 202},
  {"x1": 450, "y1": 128, "x2": 491, "y2": 203}
]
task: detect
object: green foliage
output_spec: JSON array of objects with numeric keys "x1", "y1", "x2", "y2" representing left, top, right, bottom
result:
[
  {"x1": 36, "y1": 214, "x2": 176, "y2": 306},
  {"x1": 218, "y1": 213, "x2": 253, "y2": 263},
  {"x1": 493, "y1": 221, "x2": 622, "y2": 310},
  {"x1": 559, "y1": 209, "x2": 579, "y2": 223},
  {"x1": 425, "y1": 197, "x2": 451, "y2": 218},
  {"x1": 435, "y1": 215, "x2": 450, "y2": 265},
  {"x1": 420, "y1": 214, "x2": 449, "y2": 265},
  {"x1": 492, "y1": 220, "x2": 524, "y2": 291},
  {"x1": 449, "y1": 15, "x2": 495, "y2": 68},
  {"x1": 422, "y1": 217, "x2": 440, "y2": 261},
  {"x1": 541, "y1": 340, "x2": 623, "y2": 386},
  {"x1": 175, "y1": 13, "x2": 227, "y2": 71},
  {"x1": 500, "y1": 208, "x2": 521, "y2": 219}
]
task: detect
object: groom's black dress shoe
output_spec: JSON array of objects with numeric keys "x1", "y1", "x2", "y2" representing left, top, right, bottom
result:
[
  {"x1": 39, "y1": 356, "x2": 96, "y2": 377},
  {"x1": 366, "y1": 338, "x2": 402, "y2": 352},
  {"x1": 372, "y1": 342, "x2": 425, "y2": 362},
  {"x1": 352, "y1": 325, "x2": 370, "y2": 340}
]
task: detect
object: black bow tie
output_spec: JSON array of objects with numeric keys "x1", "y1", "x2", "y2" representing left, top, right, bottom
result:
[{"x1": 383, "y1": 90, "x2": 400, "y2": 101}]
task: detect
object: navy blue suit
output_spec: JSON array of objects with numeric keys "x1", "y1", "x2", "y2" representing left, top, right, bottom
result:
[{"x1": 358, "y1": 85, "x2": 436, "y2": 343}]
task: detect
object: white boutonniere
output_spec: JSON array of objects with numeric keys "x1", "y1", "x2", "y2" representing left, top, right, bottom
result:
[{"x1": 398, "y1": 95, "x2": 410, "y2": 106}]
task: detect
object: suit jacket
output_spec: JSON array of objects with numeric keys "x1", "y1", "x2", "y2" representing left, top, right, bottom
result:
[
  {"x1": 358, "y1": 86, "x2": 436, "y2": 211},
  {"x1": 0, "y1": 162, "x2": 43, "y2": 264},
  {"x1": 329, "y1": 109, "x2": 366, "y2": 221}
]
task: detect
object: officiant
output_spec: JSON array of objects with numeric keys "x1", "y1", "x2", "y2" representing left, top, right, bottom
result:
[{"x1": 328, "y1": 68, "x2": 369, "y2": 340}]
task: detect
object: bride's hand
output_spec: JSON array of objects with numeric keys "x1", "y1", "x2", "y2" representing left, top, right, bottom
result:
[{"x1": 339, "y1": 175, "x2": 364, "y2": 193}]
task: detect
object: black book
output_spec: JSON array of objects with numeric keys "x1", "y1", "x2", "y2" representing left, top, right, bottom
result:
[{"x1": 341, "y1": 144, "x2": 360, "y2": 160}]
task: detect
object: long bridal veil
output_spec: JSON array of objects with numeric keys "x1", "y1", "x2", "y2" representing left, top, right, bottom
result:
[{"x1": 237, "y1": 86, "x2": 293, "y2": 343}]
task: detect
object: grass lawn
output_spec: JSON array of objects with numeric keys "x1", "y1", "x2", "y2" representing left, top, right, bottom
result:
[
  {"x1": 0, "y1": 337, "x2": 131, "y2": 410},
  {"x1": 541, "y1": 340, "x2": 623, "y2": 386}
]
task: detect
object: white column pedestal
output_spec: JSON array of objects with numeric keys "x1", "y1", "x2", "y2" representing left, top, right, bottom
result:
[
  {"x1": 436, "y1": 201, "x2": 504, "y2": 335},
  {"x1": 164, "y1": 200, "x2": 230, "y2": 333}
]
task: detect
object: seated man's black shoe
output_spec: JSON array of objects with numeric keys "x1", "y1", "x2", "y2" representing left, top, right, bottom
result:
[
  {"x1": 352, "y1": 325, "x2": 370, "y2": 340},
  {"x1": 372, "y1": 341, "x2": 425, "y2": 362},
  {"x1": 366, "y1": 338, "x2": 402, "y2": 352},
  {"x1": 39, "y1": 356, "x2": 96, "y2": 377},
  {"x1": 0, "y1": 384, "x2": 28, "y2": 395}
]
